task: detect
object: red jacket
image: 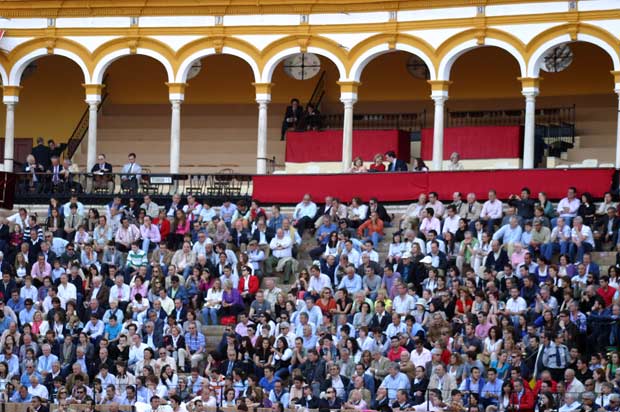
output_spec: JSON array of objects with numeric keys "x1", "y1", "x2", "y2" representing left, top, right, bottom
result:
[
  {"x1": 153, "y1": 217, "x2": 171, "y2": 240},
  {"x1": 238, "y1": 275, "x2": 259, "y2": 295},
  {"x1": 509, "y1": 388, "x2": 535, "y2": 412}
]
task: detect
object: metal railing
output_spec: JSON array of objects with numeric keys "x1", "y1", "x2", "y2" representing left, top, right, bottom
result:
[
  {"x1": 13, "y1": 171, "x2": 253, "y2": 204},
  {"x1": 65, "y1": 74, "x2": 110, "y2": 160},
  {"x1": 307, "y1": 70, "x2": 326, "y2": 110},
  {"x1": 323, "y1": 110, "x2": 427, "y2": 131}
]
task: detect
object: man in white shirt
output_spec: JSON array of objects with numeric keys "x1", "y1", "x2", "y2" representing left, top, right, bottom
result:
[
  {"x1": 480, "y1": 189, "x2": 503, "y2": 234},
  {"x1": 341, "y1": 240, "x2": 361, "y2": 267},
  {"x1": 400, "y1": 194, "x2": 427, "y2": 230},
  {"x1": 361, "y1": 241, "x2": 379, "y2": 263},
  {"x1": 392, "y1": 283, "x2": 415, "y2": 318},
  {"x1": 109, "y1": 274, "x2": 131, "y2": 309},
  {"x1": 426, "y1": 192, "x2": 445, "y2": 219},
  {"x1": 503, "y1": 287, "x2": 527, "y2": 326},
  {"x1": 570, "y1": 216, "x2": 594, "y2": 263},
  {"x1": 307, "y1": 264, "x2": 332, "y2": 298},
  {"x1": 192, "y1": 232, "x2": 213, "y2": 256},
  {"x1": 57, "y1": 273, "x2": 77, "y2": 303},
  {"x1": 442, "y1": 205, "x2": 460, "y2": 236},
  {"x1": 410, "y1": 340, "x2": 431, "y2": 368},
  {"x1": 293, "y1": 194, "x2": 317, "y2": 236},
  {"x1": 266, "y1": 229, "x2": 295, "y2": 283},
  {"x1": 555, "y1": 186, "x2": 580, "y2": 227},
  {"x1": 128, "y1": 333, "x2": 148, "y2": 372}
]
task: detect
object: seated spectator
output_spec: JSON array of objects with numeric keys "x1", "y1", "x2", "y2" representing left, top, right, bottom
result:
[
  {"x1": 369, "y1": 153, "x2": 385, "y2": 172},
  {"x1": 447, "y1": 152, "x2": 464, "y2": 171},
  {"x1": 349, "y1": 157, "x2": 367, "y2": 173}
]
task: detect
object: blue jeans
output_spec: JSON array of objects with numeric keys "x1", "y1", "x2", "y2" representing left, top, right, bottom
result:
[
  {"x1": 363, "y1": 230, "x2": 383, "y2": 249},
  {"x1": 570, "y1": 241, "x2": 593, "y2": 263},
  {"x1": 202, "y1": 307, "x2": 218, "y2": 325},
  {"x1": 541, "y1": 241, "x2": 569, "y2": 261}
]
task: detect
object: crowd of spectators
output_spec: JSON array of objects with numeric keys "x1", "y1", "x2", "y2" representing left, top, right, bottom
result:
[{"x1": 1, "y1": 176, "x2": 620, "y2": 412}]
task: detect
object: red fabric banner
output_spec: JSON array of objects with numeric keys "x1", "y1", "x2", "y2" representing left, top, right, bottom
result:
[
  {"x1": 285, "y1": 129, "x2": 410, "y2": 162},
  {"x1": 252, "y1": 168, "x2": 613, "y2": 204},
  {"x1": 420, "y1": 126, "x2": 523, "y2": 160}
]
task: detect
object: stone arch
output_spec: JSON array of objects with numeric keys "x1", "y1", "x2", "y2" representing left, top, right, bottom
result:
[
  {"x1": 347, "y1": 33, "x2": 437, "y2": 82},
  {"x1": 259, "y1": 35, "x2": 347, "y2": 83},
  {"x1": 175, "y1": 37, "x2": 261, "y2": 83},
  {"x1": 436, "y1": 28, "x2": 527, "y2": 80},
  {"x1": 526, "y1": 23, "x2": 620, "y2": 77},
  {"x1": 91, "y1": 37, "x2": 175, "y2": 84}
]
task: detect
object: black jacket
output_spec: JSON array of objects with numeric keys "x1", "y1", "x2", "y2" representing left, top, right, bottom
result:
[{"x1": 387, "y1": 159, "x2": 408, "y2": 172}]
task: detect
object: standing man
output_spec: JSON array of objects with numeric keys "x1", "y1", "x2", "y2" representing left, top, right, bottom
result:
[{"x1": 281, "y1": 98, "x2": 303, "y2": 140}]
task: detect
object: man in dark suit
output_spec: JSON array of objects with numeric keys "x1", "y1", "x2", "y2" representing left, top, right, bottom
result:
[
  {"x1": 0, "y1": 271, "x2": 17, "y2": 303},
  {"x1": 485, "y1": 240, "x2": 509, "y2": 273},
  {"x1": 170, "y1": 298, "x2": 187, "y2": 324},
  {"x1": 368, "y1": 301, "x2": 391, "y2": 331},
  {"x1": 28, "y1": 396, "x2": 49, "y2": 412},
  {"x1": 31, "y1": 137, "x2": 51, "y2": 170},
  {"x1": 385, "y1": 150, "x2": 408, "y2": 172},
  {"x1": 281, "y1": 98, "x2": 303, "y2": 140},
  {"x1": 84, "y1": 275, "x2": 109, "y2": 305},
  {"x1": 142, "y1": 321, "x2": 164, "y2": 349},
  {"x1": 91, "y1": 154, "x2": 114, "y2": 192},
  {"x1": 321, "y1": 364, "x2": 350, "y2": 401},
  {"x1": 47, "y1": 156, "x2": 65, "y2": 192},
  {"x1": 0, "y1": 218, "x2": 9, "y2": 254},
  {"x1": 218, "y1": 349, "x2": 243, "y2": 377},
  {"x1": 596, "y1": 206, "x2": 620, "y2": 250}
]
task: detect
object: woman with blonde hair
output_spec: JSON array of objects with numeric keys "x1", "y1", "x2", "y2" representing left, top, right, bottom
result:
[{"x1": 369, "y1": 153, "x2": 386, "y2": 172}]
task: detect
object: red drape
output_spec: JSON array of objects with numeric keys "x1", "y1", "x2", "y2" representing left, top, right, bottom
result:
[
  {"x1": 252, "y1": 168, "x2": 613, "y2": 203},
  {"x1": 285, "y1": 130, "x2": 410, "y2": 162},
  {"x1": 420, "y1": 126, "x2": 523, "y2": 160}
]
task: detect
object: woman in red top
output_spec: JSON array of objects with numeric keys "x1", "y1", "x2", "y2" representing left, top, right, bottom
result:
[
  {"x1": 368, "y1": 153, "x2": 385, "y2": 172},
  {"x1": 249, "y1": 200, "x2": 266, "y2": 223},
  {"x1": 455, "y1": 287, "x2": 473, "y2": 318},
  {"x1": 316, "y1": 287, "x2": 337, "y2": 316},
  {"x1": 153, "y1": 209, "x2": 171, "y2": 243}
]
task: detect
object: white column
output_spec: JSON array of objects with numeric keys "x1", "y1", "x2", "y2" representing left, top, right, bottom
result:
[
  {"x1": 522, "y1": 89, "x2": 539, "y2": 169},
  {"x1": 256, "y1": 96, "x2": 270, "y2": 174},
  {"x1": 431, "y1": 93, "x2": 448, "y2": 171},
  {"x1": 3, "y1": 102, "x2": 15, "y2": 172},
  {"x1": 341, "y1": 97, "x2": 357, "y2": 172},
  {"x1": 170, "y1": 99, "x2": 182, "y2": 174},
  {"x1": 616, "y1": 89, "x2": 620, "y2": 169},
  {"x1": 86, "y1": 100, "x2": 100, "y2": 172}
]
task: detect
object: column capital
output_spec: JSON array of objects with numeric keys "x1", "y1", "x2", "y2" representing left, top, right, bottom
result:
[
  {"x1": 428, "y1": 80, "x2": 451, "y2": 100},
  {"x1": 612, "y1": 71, "x2": 620, "y2": 93},
  {"x1": 2, "y1": 85, "x2": 21, "y2": 104},
  {"x1": 82, "y1": 83, "x2": 105, "y2": 103},
  {"x1": 253, "y1": 82, "x2": 273, "y2": 103},
  {"x1": 166, "y1": 82, "x2": 187, "y2": 102},
  {"x1": 518, "y1": 77, "x2": 541, "y2": 94},
  {"x1": 338, "y1": 81, "x2": 360, "y2": 103}
]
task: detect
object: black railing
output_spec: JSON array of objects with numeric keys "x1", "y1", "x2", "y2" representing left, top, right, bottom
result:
[
  {"x1": 322, "y1": 110, "x2": 427, "y2": 131},
  {"x1": 65, "y1": 74, "x2": 110, "y2": 160},
  {"x1": 446, "y1": 105, "x2": 576, "y2": 155},
  {"x1": 307, "y1": 70, "x2": 326, "y2": 110},
  {"x1": 13, "y1": 172, "x2": 252, "y2": 204}
]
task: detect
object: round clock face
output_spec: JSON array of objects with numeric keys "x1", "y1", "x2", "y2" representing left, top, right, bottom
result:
[
  {"x1": 283, "y1": 53, "x2": 321, "y2": 80},
  {"x1": 187, "y1": 59, "x2": 203, "y2": 80},
  {"x1": 541, "y1": 44, "x2": 574, "y2": 73},
  {"x1": 406, "y1": 55, "x2": 430, "y2": 80}
]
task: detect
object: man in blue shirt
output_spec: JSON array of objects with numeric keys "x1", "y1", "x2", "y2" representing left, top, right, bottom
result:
[
  {"x1": 10, "y1": 386, "x2": 32, "y2": 403},
  {"x1": 184, "y1": 321, "x2": 206, "y2": 369},
  {"x1": 309, "y1": 215, "x2": 337, "y2": 260},
  {"x1": 380, "y1": 363, "x2": 411, "y2": 401},
  {"x1": 481, "y1": 368, "x2": 504, "y2": 409}
]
